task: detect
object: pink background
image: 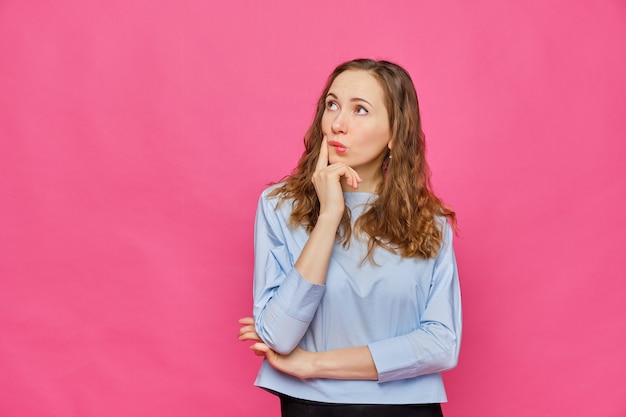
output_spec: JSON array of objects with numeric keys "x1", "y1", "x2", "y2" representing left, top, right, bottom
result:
[{"x1": 1, "y1": 1, "x2": 625, "y2": 416}]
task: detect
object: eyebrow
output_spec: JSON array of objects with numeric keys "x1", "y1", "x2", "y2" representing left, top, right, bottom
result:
[{"x1": 326, "y1": 92, "x2": 374, "y2": 108}]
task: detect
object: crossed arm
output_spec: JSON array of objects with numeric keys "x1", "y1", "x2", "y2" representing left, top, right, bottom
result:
[{"x1": 238, "y1": 317, "x2": 378, "y2": 380}]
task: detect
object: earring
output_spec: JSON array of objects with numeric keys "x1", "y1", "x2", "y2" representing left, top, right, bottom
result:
[{"x1": 383, "y1": 151, "x2": 391, "y2": 178}]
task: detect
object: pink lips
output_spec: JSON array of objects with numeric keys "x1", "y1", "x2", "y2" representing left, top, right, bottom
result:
[{"x1": 328, "y1": 140, "x2": 347, "y2": 154}]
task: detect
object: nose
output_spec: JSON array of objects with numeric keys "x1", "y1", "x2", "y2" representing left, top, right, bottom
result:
[{"x1": 331, "y1": 110, "x2": 347, "y2": 134}]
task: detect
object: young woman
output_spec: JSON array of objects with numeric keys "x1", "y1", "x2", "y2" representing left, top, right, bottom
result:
[{"x1": 239, "y1": 58, "x2": 461, "y2": 417}]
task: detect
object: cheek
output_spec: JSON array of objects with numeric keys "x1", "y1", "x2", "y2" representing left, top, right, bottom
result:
[
  {"x1": 361, "y1": 125, "x2": 390, "y2": 150},
  {"x1": 320, "y1": 113, "x2": 332, "y2": 133},
  {"x1": 372, "y1": 124, "x2": 391, "y2": 148}
]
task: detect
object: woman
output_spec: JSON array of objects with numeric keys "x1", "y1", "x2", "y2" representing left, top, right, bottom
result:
[{"x1": 239, "y1": 58, "x2": 461, "y2": 417}]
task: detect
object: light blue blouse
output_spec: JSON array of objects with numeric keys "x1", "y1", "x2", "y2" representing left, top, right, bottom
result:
[{"x1": 253, "y1": 185, "x2": 462, "y2": 404}]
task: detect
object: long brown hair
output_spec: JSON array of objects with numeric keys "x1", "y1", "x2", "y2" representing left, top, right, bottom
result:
[{"x1": 270, "y1": 58, "x2": 456, "y2": 260}]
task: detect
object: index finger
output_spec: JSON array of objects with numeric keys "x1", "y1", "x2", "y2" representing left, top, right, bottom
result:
[{"x1": 315, "y1": 136, "x2": 329, "y2": 172}]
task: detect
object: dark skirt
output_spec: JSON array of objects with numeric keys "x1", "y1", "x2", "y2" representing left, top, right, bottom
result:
[{"x1": 279, "y1": 394, "x2": 443, "y2": 417}]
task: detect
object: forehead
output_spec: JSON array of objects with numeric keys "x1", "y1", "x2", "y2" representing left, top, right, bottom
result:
[{"x1": 328, "y1": 70, "x2": 386, "y2": 102}]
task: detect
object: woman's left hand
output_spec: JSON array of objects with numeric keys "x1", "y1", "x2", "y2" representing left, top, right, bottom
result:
[
  {"x1": 249, "y1": 342, "x2": 315, "y2": 379},
  {"x1": 238, "y1": 317, "x2": 262, "y2": 344},
  {"x1": 239, "y1": 316, "x2": 315, "y2": 379}
]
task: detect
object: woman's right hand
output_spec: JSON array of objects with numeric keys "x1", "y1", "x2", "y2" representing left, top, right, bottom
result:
[
  {"x1": 312, "y1": 137, "x2": 361, "y2": 222},
  {"x1": 292, "y1": 136, "x2": 361, "y2": 285}
]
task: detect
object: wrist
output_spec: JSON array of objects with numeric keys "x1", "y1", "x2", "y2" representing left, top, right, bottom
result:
[
  {"x1": 291, "y1": 349, "x2": 318, "y2": 379},
  {"x1": 317, "y1": 210, "x2": 343, "y2": 227}
]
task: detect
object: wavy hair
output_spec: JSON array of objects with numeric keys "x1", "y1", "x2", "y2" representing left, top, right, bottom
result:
[{"x1": 270, "y1": 58, "x2": 456, "y2": 260}]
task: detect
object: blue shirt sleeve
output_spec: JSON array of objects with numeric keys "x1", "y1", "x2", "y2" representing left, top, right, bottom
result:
[
  {"x1": 252, "y1": 192, "x2": 326, "y2": 355},
  {"x1": 367, "y1": 221, "x2": 462, "y2": 383}
]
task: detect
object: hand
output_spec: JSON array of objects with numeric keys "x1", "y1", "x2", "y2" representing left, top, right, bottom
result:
[
  {"x1": 249, "y1": 343, "x2": 315, "y2": 379},
  {"x1": 238, "y1": 317, "x2": 262, "y2": 343},
  {"x1": 312, "y1": 137, "x2": 361, "y2": 220},
  {"x1": 239, "y1": 317, "x2": 315, "y2": 378}
]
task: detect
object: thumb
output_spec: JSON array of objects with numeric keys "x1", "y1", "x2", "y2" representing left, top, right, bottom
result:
[{"x1": 250, "y1": 342, "x2": 270, "y2": 354}]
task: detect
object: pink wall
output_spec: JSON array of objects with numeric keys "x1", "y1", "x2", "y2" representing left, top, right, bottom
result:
[{"x1": 1, "y1": 1, "x2": 625, "y2": 416}]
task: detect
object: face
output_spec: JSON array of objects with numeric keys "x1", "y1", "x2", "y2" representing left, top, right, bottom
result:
[{"x1": 321, "y1": 70, "x2": 391, "y2": 179}]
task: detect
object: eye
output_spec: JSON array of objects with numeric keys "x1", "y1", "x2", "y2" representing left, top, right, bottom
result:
[
  {"x1": 355, "y1": 106, "x2": 368, "y2": 115},
  {"x1": 326, "y1": 100, "x2": 338, "y2": 110}
]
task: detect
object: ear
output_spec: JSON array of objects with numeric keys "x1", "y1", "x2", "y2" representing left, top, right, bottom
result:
[{"x1": 387, "y1": 140, "x2": 393, "y2": 151}]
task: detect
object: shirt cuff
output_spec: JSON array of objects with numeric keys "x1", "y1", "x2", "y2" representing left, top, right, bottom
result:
[
  {"x1": 274, "y1": 268, "x2": 325, "y2": 322},
  {"x1": 368, "y1": 336, "x2": 419, "y2": 383}
]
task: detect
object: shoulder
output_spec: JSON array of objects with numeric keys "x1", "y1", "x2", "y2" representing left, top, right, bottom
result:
[
  {"x1": 435, "y1": 215, "x2": 453, "y2": 232},
  {"x1": 257, "y1": 182, "x2": 295, "y2": 219},
  {"x1": 259, "y1": 182, "x2": 285, "y2": 199},
  {"x1": 258, "y1": 182, "x2": 288, "y2": 208},
  {"x1": 434, "y1": 215, "x2": 455, "y2": 247}
]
